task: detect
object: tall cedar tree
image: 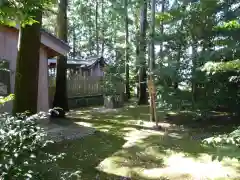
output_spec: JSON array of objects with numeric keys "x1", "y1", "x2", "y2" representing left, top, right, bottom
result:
[
  {"x1": 149, "y1": 0, "x2": 156, "y2": 122},
  {"x1": 13, "y1": 11, "x2": 42, "y2": 114},
  {"x1": 53, "y1": 0, "x2": 69, "y2": 111},
  {"x1": 95, "y1": 0, "x2": 99, "y2": 56},
  {"x1": 125, "y1": 0, "x2": 130, "y2": 100},
  {"x1": 138, "y1": 0, "x2": 148, "y2": 105}
]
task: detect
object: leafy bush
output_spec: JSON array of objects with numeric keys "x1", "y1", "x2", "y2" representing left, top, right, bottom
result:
[
  {"x1": 202, "y1": 127, "x2": 240, "y2": 161},
  {"x1": 203, "y1": 127, "x2": 240, "y2": 148},
  {"x1": 101, "y1": 64, "x2": 124, "y2": 96},
  {"x1": 199, "y1": 60, "x2": 240, "y2": 113},
  {"x1": 0, "y1": 113, "x2": 80, "y2": 179},
  {"x1": 0, "y1": 94, "x2": 14, "y2": 105}
]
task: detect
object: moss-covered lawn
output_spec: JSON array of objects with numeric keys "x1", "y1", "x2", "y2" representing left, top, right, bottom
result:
[{"x1": 48, "y1": 105, "x2": 240, "y2": 180}]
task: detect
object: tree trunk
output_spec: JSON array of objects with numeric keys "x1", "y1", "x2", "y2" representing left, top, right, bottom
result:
[
  {"x1": 89, "y1": 27, "x2": 93, "y2": 55},
  {"x1": 125, "y1": 0, "x2": 131, "y2": 100},
  {"x1": 135, "y1": 38, "x2": 140, "y2": 98},
  {"x1": 95, "y1": 0, "x2": 99, "y2": 56},
  {"x1": 101, "y1": 0, "x2": 105, "y2": 56},
  {"x1": 13, "y1": 11, "x2": 42, "y2": 114},
  {"x1": 174, "y1": 40, "x2": 181, "y2": 90},
  {"x1": 149, "y1": 0, "x2": 156, "y2": 122},
  {"x1": 134, "y1": 12, "x2": 140, "y2": 98},
  {"x1": 53, "y1": 0, "x2": 69, "y2": 111},
  {"x1": 159, "y1": 0, "x2": 165, "y2": 65},
  {"x1": 138, "y1": 0, "x2": 148, "y2": 105},
  {"x1": 72, "y1": 27, "x2": 76, "y2": 58},
  {"x1": 191, "y1": 40, "x2": 198, "y2": 108}
]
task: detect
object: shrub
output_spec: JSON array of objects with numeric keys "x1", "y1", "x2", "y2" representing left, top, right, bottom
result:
[
  {"x1": 0, "y1": 94, "x2": 14, "y2": 105},
  {"x1": 202, "y1": 127, "x2": 240, "y2": 161},
  {"x1": 101, "y1": 64, "x2": 124, "y2": 96},
  {"x1": 0, "y1": 112, "x2": 80, "y2": 179}
]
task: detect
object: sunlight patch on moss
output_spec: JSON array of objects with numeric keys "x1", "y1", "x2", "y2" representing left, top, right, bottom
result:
[
  {"x1": 97, "y1": 152, "x2": 238, "y2": 179},
  {"x1": 96, "y1": 125, "x2": 114, "y2": 132},
  {"x1": 69, "y1": 109, "x2": 92, "y2": 114},
  {"x1": 122, "y1": 127, "x2": 138, "y2": 131},
  {"x1": 97, "y1": 156, "x2": 139, "y2": 177},
  {"x1": 128, "y1": 105, "x2": 137, "y2": 108},
  {"x1": 222, "y1": 158, "x2": 240, "y2": 168},
  {"x1": 95, "y1": 130, "x2": 240, "y2": 180},
  {"x1": 162, "y1": 153, "x2": 237, "y2": 179},
  {"x1": 122, "y1": 129, "x2": 164, "y2": 148},
  {"x1": 166, "y1": 111, "x2": 178, "y2": 115},
  {"x1": 167, "y1": 132, "x2": 183, "y2": 139},
  {"x1": 81, "y1": 115, "x2": 93, "y2": 120},
  {"x1": 74, "y1": 121, "x2": 93, "y2": 127},
  {"x1": 99, "y1": 129, "x2": 109, "y2": 132},
  {"x1": 141, "y1": 168, "x2": 193, "y2": 179}
]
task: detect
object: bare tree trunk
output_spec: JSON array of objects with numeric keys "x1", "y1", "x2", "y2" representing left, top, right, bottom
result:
[
  {"x1": 73, "y1": 27, "x2": 76, "y2": 58},
  {"x1": 125, "y1": 0, "x2": 130, "y2": 100},
  {"x1": 95, "y1": 0, "x2": 99, "y2": 56},
  {"x1": 174, "y1": 47, "x2": 181, "y2": 89},
  {"x1": 138, "y1": 0, "x2": 148, "y2": 105},
  {"x1": 135, "y1": 42, "x2": 140, "y2": 98},
  {"x1": 101, "y1": 0, "x2": 105, "y2": 56},
  {"x1": 13, "y1": 11, "x2": 42, "y2": 114},
  {"x1": 149, "y1": 0, "x2": 156, "y2": 122},
  {"x1": 134, "y1": 12, "x2": 140, "y2": 98},
  {"x1": 53, "y1": 0, "x2": 69, "y2": 111},
  {"x1": 159, "y1": 0, "x2": 165, "y2": 64},
  {"x1": 89, "y1": 27, "x2": 93, "y2": 55},
  {"x1": 191, "y1": 39, "x2": 197, "y2": 108}
]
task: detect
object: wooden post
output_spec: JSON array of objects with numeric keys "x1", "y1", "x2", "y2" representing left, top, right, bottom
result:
[
  {"x1": 148, "y1": 76, "x2": 158, "y2": 127},
  {"x1": 148, "y1": 77, "x2": 154, "y2": 121}
]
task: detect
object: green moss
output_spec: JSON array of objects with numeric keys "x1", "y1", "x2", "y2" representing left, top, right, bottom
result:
[{"x1": 46, "y1": 105, "x2": 240, "y2": 180}]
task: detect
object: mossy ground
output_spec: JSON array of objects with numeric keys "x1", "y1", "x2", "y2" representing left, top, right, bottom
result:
[{"x1": 47, "y1": 104, "x2": 240, "y2": 180}]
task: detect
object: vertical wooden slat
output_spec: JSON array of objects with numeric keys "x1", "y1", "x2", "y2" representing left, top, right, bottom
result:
[{"x1": 48, "y1": 69, "x2": 124, "y2": 99}]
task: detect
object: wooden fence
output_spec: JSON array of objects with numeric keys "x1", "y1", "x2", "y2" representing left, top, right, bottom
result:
[
  {"x1": 67, "y1": 75, "x2": 103, "y2": 97},
  {"x1": 49, "y1": 74, "x2": 124, "y2": 99}
]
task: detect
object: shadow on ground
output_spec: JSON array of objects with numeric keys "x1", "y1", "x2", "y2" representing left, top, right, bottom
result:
[
  {"x1": 46, "y1": 130, "x2": 126, "y2": 180},
  {"x1": 163, "y1": 110, "x2": 240, "y2": 134}
]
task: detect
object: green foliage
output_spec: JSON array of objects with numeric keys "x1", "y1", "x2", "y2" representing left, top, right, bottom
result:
[
  {"x1": 203, "y1": 128, "x2": 240, "y2": 147},
  {"x1": 0, "y1": 94, "x2": 14, "y2": 105},
  {"x1": 203, "y1": 127, "x2": 240, "y2": 161},
  {"x1": 101, "y1": 64, "x2": 124, "y2": 96},
  {"x1": 199, "y1": 59, "x2": 240, "y2": 112},
  {"x1": 153, "y1": 0, "x2": 240, "y2": 115},
  {"x1": 0, "y1": 0, "x2": 55, "y2": 26},
  {"x1": 0, "y1": 60, "x2": 10, "y2": 71},
  {"x1": 156, "y1": 12, "x2": 173, "y2": 23},
  {"x1": 201, "y1": 60, "x2": 240, "y2": 75},
  {"x1": 0, "y1": 113, "x2": 80, "y2": 179},
  {"x1": 215, "y1": 20, "x2": 240, "y2": 30}
]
